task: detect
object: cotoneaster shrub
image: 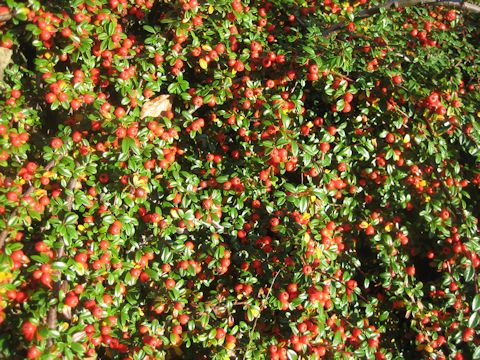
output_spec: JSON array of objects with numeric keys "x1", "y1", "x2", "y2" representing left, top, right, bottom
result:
[{"x1": 0, "y1": 0, "x2": 480, "y2": 359}]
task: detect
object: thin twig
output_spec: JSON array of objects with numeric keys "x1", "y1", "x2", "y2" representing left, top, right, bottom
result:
[
  {"x1": 324, "y1": 0, "x2": 480, "y2": 36},
  {"x1": 243, "y1": 268, "x2": 283, "y2": 360},
  {"x1": 46, "y1": 175, "x2": 78, "y2": 346},
  {"x1": 211, "y1": 220, "x2": 224, "y2": 231}
]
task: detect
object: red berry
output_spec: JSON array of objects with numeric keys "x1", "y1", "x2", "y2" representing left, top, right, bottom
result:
[
  {"x1": 6, "y1": 191, "x2": 18, "y2": 202},
  {"x1": 61, "y1": 27, "x2": 72, "y2": 38},
  {"x1": 392, "y1": 75, "x2": 403, "y2": 85},
  {"x1": 406, "y1": 266, "x2": 415, "y2": 276},
  {"x1": 462, "y1": 327, "x2": 475, "y2": 342},
  {"x1": 27, "y1": 346, "x2": 41, "y2": 359},
  {"x1": 344, "y1": 92, "x2": 353, "y2": 103},
  {"x1": 193, "y1": 96, "x2": 204, "y2": 107},
  {"x1": 51, "y1": 138, "x2": 63, "y2": 149},
  {"x1": 165, "y1": 278, "x2": 176, "y2": 289},
  {"x1": 386, "y1": 133, "x2": 395, "y2": 143},
  {"x1": 109, "y1": 220, "x2": 122, "y2": 235},
  {"x1": 216, "y1": 327, "x2": 226, "y2": 339},
  {"x1": 22, "y1": 321, "x2": 37, "y2": 341},
  {"x1": 440, "y1": 209, "x2": 450, "y2": 221},
  {"x1": 11, "y1": 89, "x2": 21, "y2": 99},
  {"x1": 65, "y1": 293, "x2": 79, "y2": 308},
  {"x1": 45, "y1": 92, "x2": 57, "y2": 103},
  {"x1": 114, "y1": 106, "x2": 126, "y2": 118}
]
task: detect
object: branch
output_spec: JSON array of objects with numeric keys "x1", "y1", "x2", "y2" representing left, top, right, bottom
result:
[
  {"x1": 325, "y1": 0, "x2": 480, "y2": 35},
  {"x1": 362, "y1": 0, "x2": 480, "y2": 17},
  {"x1": 47, "y1": 175, "x2": 78, "y2": 346},
  {"x1": 211, "y1": 220, "x2": 225, "y2": 232},
  {"x1": 0, "y1": 157, "x2": 62, "y2": 249},
  {"x1": 243, "y1": 268, "x2": 283, "y2": 360}
]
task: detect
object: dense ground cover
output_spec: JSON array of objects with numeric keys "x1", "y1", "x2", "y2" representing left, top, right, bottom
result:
[{"x1": 0, "y1": 0, "x2": 480, "y2": 358}]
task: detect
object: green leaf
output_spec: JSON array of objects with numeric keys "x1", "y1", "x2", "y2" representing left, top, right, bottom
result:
[
  {"x1": 303, "y1": 144, "x2": 317, "y2": 156},
  {"x1": 70, "y1": 342, "x2": 85, "y2": 354},
  {"x1": 107, "y1": 21, "x2": 116, "y2": 36},
  {"x1": 287, "y1": 349, "x2": 298, "y2": 360},
  {"x1": 216, "y1": 176, "x2": 229, "y2": 184},
  {"x1": 144, "y1": 25, "x2": 156, "y2": 33},
  {"x1": 298, "y1": 197, "x2": 308, "y2": 213},
  {"x1": 52, "y1": 261, "x2": 67, "y2": 270},
  {"x1": 291, "y1": 141, "x2": 299, "y2": 157},
  {"x1": 167, "y1": 82, "x2": 180, "y2": 94},
  {"x1": 357, "y1": 146, "x2": 370, "y2": 160},
  {"x1": 58, "y1": 166, "x2": 73, "y2": 178},
  {"x1": 120, "y1": 308, "x2": 129, "y2": 327},
  {"x1": 74, "y1": 192, "x2": 90, "y2": 207},
  {"x1": 465, "y1": 265, "x2": 475, "y2": 282},
  {"x1": 284, "y1": 183, "x2": 296, "y2": 193},
  {"x1": 333, "y1": 330, "x2": 343, "y2": 346},
  {"x1": 379, "y1": 311, "x2": 389, "y2": 321},
  {"x1": 472, "y1": 346, "x2": 480, "y2": 360},
  {"x1": 122, "y1": 137, "x2": 133, "y2": 154},
  {"x1": 469, "y1": 312, "x2": 480, "y2": 328},
  {"x1": 5, "y1": 242, "x2": 22, "y2": 255},
  {"x1": 473, "y1": 294, "x2": 480, "y2": 312},
  {"x1": 64, "y1": 213, "x2": 78, "y2": 225}
]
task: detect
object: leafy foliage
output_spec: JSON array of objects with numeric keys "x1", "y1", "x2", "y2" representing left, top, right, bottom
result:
[{"x1": 0, "y1": 0, "x2": 480, "y2": 359}]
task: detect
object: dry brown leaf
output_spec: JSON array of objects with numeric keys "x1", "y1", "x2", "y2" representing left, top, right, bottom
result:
[
  {"x1": 72, "y1": 331, "x2": 86, "y2": 342},
  {"x1": 140, "y1": 94, "x2": 172, "y2": 119},
  {"x1": 0, "y1": 47, "x2": 13, "y2": 83},
  {"x1": 0, "y1": 8, "x2": 12, "y2": 23},
  {"x1": 62, "y1": 305, "x2": 72, "y2": 320}
]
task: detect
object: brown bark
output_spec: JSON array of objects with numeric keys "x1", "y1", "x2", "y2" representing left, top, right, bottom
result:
[
  {"x1": 46, "y1": 177, "x2": 78, "y2": 346},
  {"x1": 325, "y1": 0, "x2": 480, "y2": 34}
]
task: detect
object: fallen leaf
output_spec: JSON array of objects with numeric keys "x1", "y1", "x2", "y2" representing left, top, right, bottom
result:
[
  {"x1": 0, "y1": 9, "x2": 12, "y2": 23},
  {"x1": 140, "y1": 94, "x2": 172, "y2": 119},
  {"x1": 72, "y1": 331, "x2": 86, "y2": 342},
  {"x1": 62, "y1": 305, "x2": 72, "y2": 320},
  {"x1": 0, "y1": 47, "x2": 13, "y2": 82}
]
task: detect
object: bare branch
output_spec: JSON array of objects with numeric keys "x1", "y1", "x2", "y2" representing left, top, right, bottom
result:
[
  {"x1": 47, "y1": 174, "x2": 78, "y2": 347},
  {"x1": 362, "y1": 0, "x2": 480, "y2": 17},
  {"x1": 325, "y1": 0, "x2": 480, "y2": 35},
  {"x1": 243, "y1": 268, "x2": 283, "y2": 360}
]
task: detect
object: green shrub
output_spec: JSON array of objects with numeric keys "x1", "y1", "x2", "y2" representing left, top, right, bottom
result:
[{"x1": 0, "y1": 0, "x2": 480, "y2": 359}]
